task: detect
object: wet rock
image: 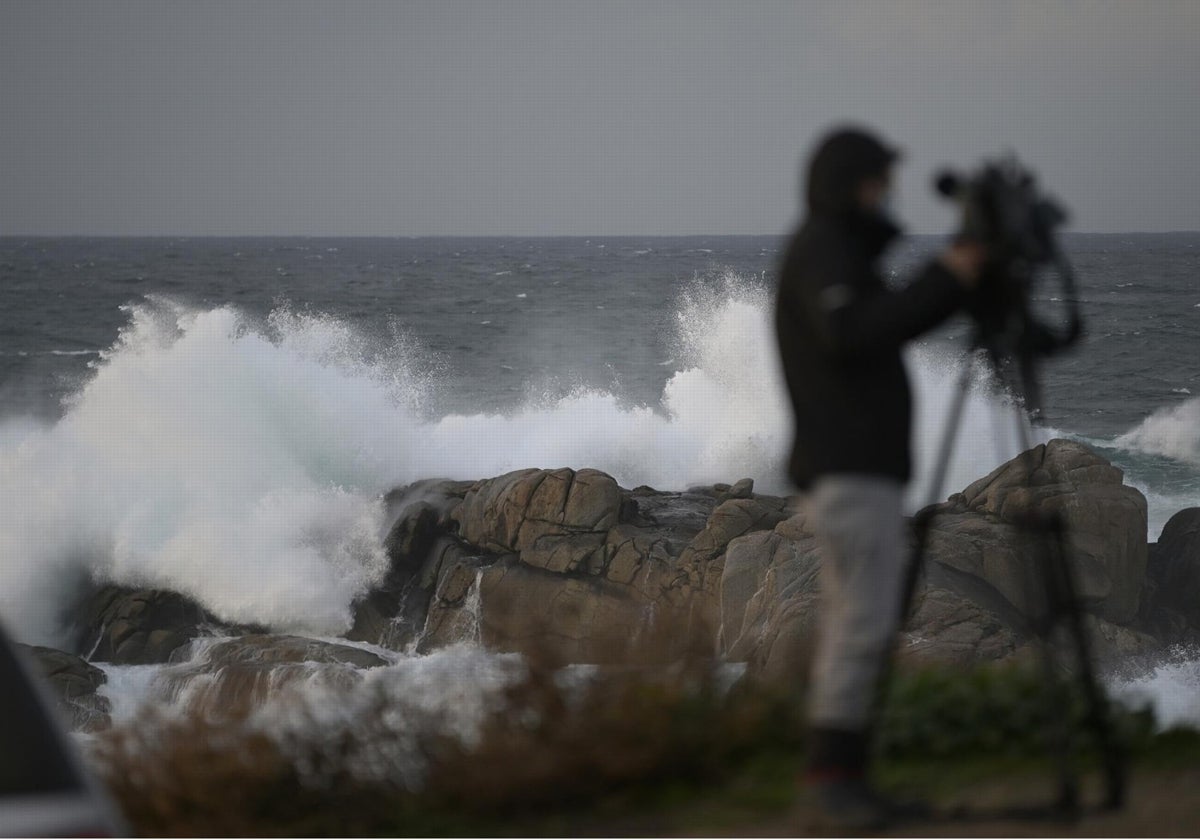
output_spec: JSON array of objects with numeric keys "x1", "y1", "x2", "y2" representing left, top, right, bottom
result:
[
  {"x1": 618, "y1": 489, "x2": 718, "y2": 542},
  {"x1": 382, "y1": 478, "x2": 473, "y2": 533},
  {"x1": 417, "y1": 553, "x2": 491, "y2": 652},
  {"x1": 349, "y1": 481, "x2": 474, "y2": 649},
  {"x1": 72, "y1": 586, "x2": 251, "y2": 665},
  {"x1": 18, "y1": 644, "x2": 112, "y2": 732},
  {"x1": 186, "y1": 634, "x2": 388, "y2": 669},
  {"x1": 156, "y1": 634, "x2": 387, "y2": 718}
]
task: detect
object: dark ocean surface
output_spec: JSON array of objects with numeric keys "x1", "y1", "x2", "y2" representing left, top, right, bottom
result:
[{"x1": 3, "y1": 234, "x2": 1197, "y2": 432}]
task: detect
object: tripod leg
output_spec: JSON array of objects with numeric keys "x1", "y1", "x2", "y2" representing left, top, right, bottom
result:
[
  {"x1": 870, "y1": 353, "x2": 979, "y2": 726},
  {"x1": 1034, "y1": 531, "x2": 1080, "y2": 817},
  {"x1": 896, "y1": 353, "x2": 979, "y2": 637}
]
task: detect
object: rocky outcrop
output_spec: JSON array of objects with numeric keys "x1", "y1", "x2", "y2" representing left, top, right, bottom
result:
[
  {"x1": 417, "y1": 471, "x2": 787, "y2": 664},
  {"x1": 348, "y1": 479, "x2": 474, "y2": 649},
  {"x1": 923, "y1": 440, "x2": 1148, "y2": 626},
  {"x1": 715, "y1": 439, "x2": 1159, "y2": 680},
  {"x1": 720, "y1": 523, "x2": 822, "y2": 682},
  {"x1": 72, "y1": 586, "x2": 258, "y2": 665},
  {"x1": 453, "y1": 468, "x2": 623, "y2": 574},
  {"x1": 44, "y1": 439, "x2": 1188, "y2": 732},
  {"x1": 1142, "y1": 508, "x2": 1200, "y2": 641},
  {"x1": 18, "y1": 644, "x2": 112, "y2": 732}
]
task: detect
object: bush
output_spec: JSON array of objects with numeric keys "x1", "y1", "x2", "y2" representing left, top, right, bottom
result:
[{"x1": 90, "y1": 656, "x2": 1161, "y2": 836}]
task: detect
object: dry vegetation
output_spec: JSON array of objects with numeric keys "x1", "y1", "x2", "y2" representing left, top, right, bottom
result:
[
  {"x1": 91, "y1": 651, "x2": 806, "y2": 836},
  {"x1": 88, "y1": 639, "x2": 1192, "y2": 838}
]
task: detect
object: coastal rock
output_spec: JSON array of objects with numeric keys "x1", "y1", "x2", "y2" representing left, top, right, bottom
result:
[
  {"x1": 456, "y1": 559, "x2": 660, "y2": 663},
  {"x1": 1143, "y1": 508, "x2": 1200, "y2": 639},
  {"x1": 721, "y1": 529, "x2": 822, "y2": 682},
  {"x1": 348, "y1": 479, "x2": 474, "y2": 649},
  {"x1": 715, "y1": 440, "x2": 1159, "y2": 680},
  {"x1": 417, "y1": 473, "x2": 786, "y2": 663},
  {"x1": 453, "y1": 468, "x2": 622, "y2": 574},
  {"x1": 18, "y1": 644, "x2": 112, "y2": 732},
  {"x1": 900, "y1": 587, "x2": 1023, "y2": 666},
  {"x1": 178, "y1": 634, "x2": 388, "y2": 669},
  {"x1": 928, "y1": 439, "x2": 1148, "y2": 626},
  {"x1": 72, "y1": 586, "x2": 250, "y2": 665},
  {"x1": 673, "y1": 496, "x2": 791, "y2": 638},
  {"x1": 156, "y1": 634, "x2": 387, "y2": 718}
]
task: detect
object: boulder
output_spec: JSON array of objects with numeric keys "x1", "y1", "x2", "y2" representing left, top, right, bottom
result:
[
  {"x1": 716, "y1": 440, "x2": 1157, "y2": 680},
  {"x1": 453, "y1": 468, "x2": 622, "y2": 574},
  {"x1": 929, "y1": 439, "x2": 1148, "y2": 625},
  {"x1": 1143, "y1": 508, "x2": 1200, "y2": 639},
  {"x1": 72, "y1": 586, "x2": 254, "y2": 665},
  {"x1": 452, "y1": 558, "x2": 664, "y2": 664},
  {"x1": 18, "y1": 644, "x2": 112, "y2": 732}
]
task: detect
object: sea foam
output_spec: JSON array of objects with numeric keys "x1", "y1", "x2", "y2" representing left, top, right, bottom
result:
[
  {"x1": 0, "y1": 285, "x2": 1061, "y2": 646},
  {"x1": 1115, "y1": 397, "x2": 1200, "y2": 467}
]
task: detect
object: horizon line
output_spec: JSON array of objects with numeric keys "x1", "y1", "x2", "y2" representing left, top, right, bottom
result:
[{"x1": 2, "y1": 230, "x2": 1197, "y2": 239}]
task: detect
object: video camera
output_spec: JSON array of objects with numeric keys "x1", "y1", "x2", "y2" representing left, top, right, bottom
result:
[{"x1": 934, "y1": 155, "x2": 1084, "y2": 415}]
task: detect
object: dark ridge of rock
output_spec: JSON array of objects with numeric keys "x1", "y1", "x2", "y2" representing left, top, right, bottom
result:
[
  {"x1": 348, "y1": 479, "x2": 478, "y2": 650},
  {"x1": 349, "y1": 534, "x2": 489, "y2": 649},
  {"x1": 382, "y1": 478, "x2": 473, "y2": 534},
  {"x1": 900, "y1": 587, "x2": 1024, "y2": 666},
  {"x1": 1142, "y1": 507, "x2": 1200, "y2": 641},
  {"x1": 17, "y1": 644, "x2": 112, "y2": 732},
  {"x1": 71, "y1": 586, "x2": 261, "y2": 665}
]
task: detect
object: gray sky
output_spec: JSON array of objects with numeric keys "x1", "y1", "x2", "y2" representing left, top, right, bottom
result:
[{"x1": 2, "y1": 0, "x2": 1198, "y2": 235}]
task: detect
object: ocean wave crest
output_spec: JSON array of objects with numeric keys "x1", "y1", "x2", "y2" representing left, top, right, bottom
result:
[{"x1": 1115, "y1": 397, "x2": 1200, "y2": 467}]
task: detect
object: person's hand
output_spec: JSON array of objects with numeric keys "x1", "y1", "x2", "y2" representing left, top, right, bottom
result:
[{"x1": 939, "y1": 239, "x2": 988, "y2": 289}]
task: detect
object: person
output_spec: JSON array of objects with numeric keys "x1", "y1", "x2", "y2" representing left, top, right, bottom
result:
[{"x1": 774, "y1": 126, "x2": 985, "y2": 828}]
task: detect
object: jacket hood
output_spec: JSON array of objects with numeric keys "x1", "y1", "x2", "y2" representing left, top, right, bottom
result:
[{"x1": 804, "y1": 126, "x2": 900, "y2": 217}]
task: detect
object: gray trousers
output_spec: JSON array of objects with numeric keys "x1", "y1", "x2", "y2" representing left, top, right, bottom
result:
[{"x1": 805, "y1": 475, "x2": 907, "y2": 731}]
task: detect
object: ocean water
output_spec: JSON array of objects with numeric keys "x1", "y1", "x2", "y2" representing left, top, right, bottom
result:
[{"x1": 1, "y1": 234, "x2": 1197, "y2": 730}]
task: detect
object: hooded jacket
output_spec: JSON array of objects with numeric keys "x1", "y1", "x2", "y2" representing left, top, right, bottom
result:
[{"x1": 775, "y1": 129, "x2": 966, "y2": 489}]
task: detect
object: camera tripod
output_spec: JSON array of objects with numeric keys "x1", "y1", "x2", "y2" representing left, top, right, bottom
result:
[{"x1": 885, "y1": 333, "x2": 1127, "y2": 821}]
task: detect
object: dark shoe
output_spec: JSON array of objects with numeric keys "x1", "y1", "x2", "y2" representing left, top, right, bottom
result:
[{"x1": 807, "y1": 774, "x2": 931, "y2": 831}]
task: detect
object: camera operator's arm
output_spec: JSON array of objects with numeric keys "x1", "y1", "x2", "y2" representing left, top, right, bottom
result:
[{"x1": 808, "y1": 241, "x2": 983, "y2": 362}]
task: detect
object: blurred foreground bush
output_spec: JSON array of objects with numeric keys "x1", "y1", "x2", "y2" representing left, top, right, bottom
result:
[{"x1": 91, "y1": 657, "x2": 1160, "y2": 837}]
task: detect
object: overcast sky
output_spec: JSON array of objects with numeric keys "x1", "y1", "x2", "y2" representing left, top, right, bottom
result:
[{"x1": 2, "y1": 1, "x2": 1198, "y2": 235}]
